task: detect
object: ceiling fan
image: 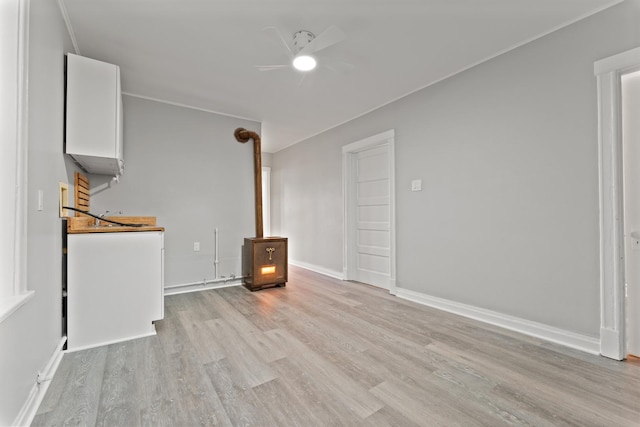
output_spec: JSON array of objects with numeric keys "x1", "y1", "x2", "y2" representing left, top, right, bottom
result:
[{"x1": 257, "y1": 25, "x2": 346, "y2": 73}]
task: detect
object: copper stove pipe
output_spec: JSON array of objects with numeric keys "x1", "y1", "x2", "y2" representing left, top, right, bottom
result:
[{"x1": 234, "y1": 128, "x2": 263, "y2": 238}]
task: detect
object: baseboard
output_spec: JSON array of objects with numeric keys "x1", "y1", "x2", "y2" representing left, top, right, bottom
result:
[
  {"x1": 13, "y1": 336, "x2": 67, "y2": 427},
  {"x1": 395, "y1": 287, "x2": 600, "y2": 355},
  {"x1": 289, "y1": 259, "x2": 344, "y2": 280}
]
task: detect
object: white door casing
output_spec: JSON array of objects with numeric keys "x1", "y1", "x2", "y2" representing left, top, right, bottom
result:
[
  {"x1": 343, "y1": 130, "x2": 396, "y2": 293},
  {"x1": 621, "y1": 70, "x2": 640, "y2": 357},
  {"x1": 595, "y1": 46, "x2": 640, "y2": 360},
  {"x1": 262, "y1": 166, "x2": 271, "y2": 237}
]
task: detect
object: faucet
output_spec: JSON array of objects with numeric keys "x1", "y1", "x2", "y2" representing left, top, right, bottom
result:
[{"x1": 97, "y1": 210, "x2": 122, "y2": 226}]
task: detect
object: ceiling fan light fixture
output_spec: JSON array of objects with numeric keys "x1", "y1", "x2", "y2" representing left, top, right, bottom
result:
[{"x1": 293, "y1": 55, "x2": 316, "y2": 71}]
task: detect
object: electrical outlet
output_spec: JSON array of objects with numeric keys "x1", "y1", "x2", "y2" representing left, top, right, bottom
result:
[
  {"x1": 411, "y1": 179, "x2": 422, "y2": 191},
  {"x1": 193, "y1": 242, "x2": 200, "y2": 252},
  {"x1": 633, "y1": 238, "x2": 640, "y2": 252}
]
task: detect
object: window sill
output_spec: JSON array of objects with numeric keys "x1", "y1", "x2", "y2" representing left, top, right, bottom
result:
[{"x1": 0, "y1": 291, "x2": 35, "y2": 324}]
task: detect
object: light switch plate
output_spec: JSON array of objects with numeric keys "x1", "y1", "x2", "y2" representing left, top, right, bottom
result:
[
  {"x1": 37, "y1": 190, "x2": 44, "y2": 211},
  {"x1": 411, "y1": 179, "x2": 422, "y2": 191},
  {"x1": 59, "y1": 183, "x2": 69, "y2": 217}
]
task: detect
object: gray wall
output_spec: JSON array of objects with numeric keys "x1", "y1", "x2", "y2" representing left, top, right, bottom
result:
[
  {"x1": 272, "y1": 0, "x2": 640, "y2": 338},
  {"x1": 272, "y1": 134, "x2": 344, "y2": 272},
  {"x1": 90, "y1": 96, "x2": 261, "y2": 286},
  {"x1": 0, "y1": 0, "x2": 77, "y2": 423}
]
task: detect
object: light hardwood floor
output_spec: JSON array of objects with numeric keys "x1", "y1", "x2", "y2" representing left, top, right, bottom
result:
[{"x1": 33, "y1": 266, "x2": 640, "y2": 426}]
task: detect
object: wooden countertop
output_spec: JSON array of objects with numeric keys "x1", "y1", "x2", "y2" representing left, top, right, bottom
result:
[
  {"x1": 67, "y1": 216, "x2": 164, "y2": 234},
  {"x1": 68, "y1": 225, "x2": 165, "y2": 234}
]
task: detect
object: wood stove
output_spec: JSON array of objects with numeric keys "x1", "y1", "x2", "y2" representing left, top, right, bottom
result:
[
  {"x1": 234, "y1": 128, "x2": 288, "y2": 291},
  {"x1": 243, "y1": 237, "x2": 287, "y2": 291}
]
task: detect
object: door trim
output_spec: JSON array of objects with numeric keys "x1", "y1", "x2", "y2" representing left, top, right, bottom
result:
[
  {"x1": 595, "y1": 46, "x2": 640, "y2": 360},
  {"x1": 342, "y1": 129, "x2": 396, "y2": 294},
  {"x1": 262, "y1": 166, "x2": 271, "y2": 237}
]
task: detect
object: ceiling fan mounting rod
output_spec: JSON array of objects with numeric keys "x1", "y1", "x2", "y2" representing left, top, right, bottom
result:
[{"x1": 293, "y1": 30, "x2": 315, "y2": 54}]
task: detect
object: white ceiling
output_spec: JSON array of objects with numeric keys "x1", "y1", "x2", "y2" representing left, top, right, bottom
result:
[{"x1": 60, "y1": 0, "x2": 620, "y2": 153}]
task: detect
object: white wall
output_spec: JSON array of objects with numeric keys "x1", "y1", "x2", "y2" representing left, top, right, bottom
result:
[
  {"x1": 272, "y1": 0, "x2": 640, "y2": 338},
  {"x1": 90, "y1": 96, "x2": 261, "y2": 286},
  {"x1": 262, "y1": 151, "x2": 273, "y2": 168},
  {"x1": 0, "y1": 0, "x2": 77, "y2": 423},
  {"x1": 272, "y1": 133, "x2": 344, "y2": 274}
]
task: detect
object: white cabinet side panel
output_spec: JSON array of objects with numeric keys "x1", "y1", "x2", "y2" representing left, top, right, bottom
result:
[{"x1": 67, "y1": 232, "x2": 163, "y2": 351}]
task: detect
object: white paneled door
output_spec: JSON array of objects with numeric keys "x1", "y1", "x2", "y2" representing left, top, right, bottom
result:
[
  {"x1": 353, "y1": 145, "x2": 391, "y2": 289},
  {"x1": 344, "y1": 130, "x2": 396, "y2": 292},
  {"x1": 342, "y1": 130, "x2": 395, "y2": 293}
]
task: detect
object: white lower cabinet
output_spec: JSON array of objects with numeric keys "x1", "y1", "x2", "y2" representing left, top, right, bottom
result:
[{"x1": 67, "y1": 231, "x2": 164, "y2": 351}]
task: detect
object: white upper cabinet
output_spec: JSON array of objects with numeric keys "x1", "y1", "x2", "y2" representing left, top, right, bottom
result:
[{"x1": 65, "y1": 53, "x2": 124, "y2": 176}]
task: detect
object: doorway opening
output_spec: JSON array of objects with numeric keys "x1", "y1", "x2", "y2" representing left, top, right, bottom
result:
[
  {"x1": 342, "y1": 130, "x2": 396, "y2": 294},
  {"x1": 595, "y1": 46, "x2": 640, "y2": 360},
  {"x1": 262, "y1": 166, "x2": 271, "y2": 237}
]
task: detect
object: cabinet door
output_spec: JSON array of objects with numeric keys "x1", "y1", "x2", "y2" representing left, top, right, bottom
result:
[{"x1": 66, "y1": 53, "x2": 119, "y2": 159}]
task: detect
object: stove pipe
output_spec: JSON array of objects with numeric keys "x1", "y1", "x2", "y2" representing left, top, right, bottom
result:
[{"x1": 234, "y1": 128, "x2": 263, "y2": 238}]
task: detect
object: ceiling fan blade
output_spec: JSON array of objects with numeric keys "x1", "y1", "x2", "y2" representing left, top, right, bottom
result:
[
  {"x1": 323, "y1": 60, "x2": 355, "y2": 74},
  {"x1": 299, "y1": 25, "x2": 345, "y2": 56},
  {"x1": 263, "y1": 26, "x2": 294, "y2": 59},
  {"x1": 296, "y1": 72, "x2": 307, "y2": 87},
  {"x1": 255, "y1": 64, "x2": 290, "y2": 71}
]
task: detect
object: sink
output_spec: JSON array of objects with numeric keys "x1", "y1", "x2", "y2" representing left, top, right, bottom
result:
[
  {"x1": 94, "y1": 222, "x2": 114, "y2": 228},
  {"x1": 68, "y1": 215, "x2": 160, "y2": 233}
]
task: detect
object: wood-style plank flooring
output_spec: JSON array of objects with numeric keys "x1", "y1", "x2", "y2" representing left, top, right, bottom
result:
[{"x1": 33, "y1": 266, "x2": 640, "y2": 426}]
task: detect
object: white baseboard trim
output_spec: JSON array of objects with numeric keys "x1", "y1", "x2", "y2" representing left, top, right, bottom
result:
[
  {"x1": 13, "y1": 336, "x2": 67, "y2": 427},
  {"x1": 289, "y1": 259, "x2": 344, "y2": 280},
  {"x1": 395, "y1": 288, "x2": 600, "y2": 355}
]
